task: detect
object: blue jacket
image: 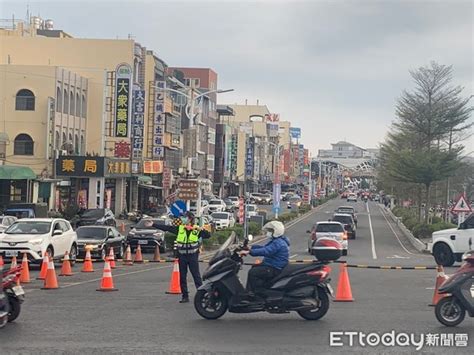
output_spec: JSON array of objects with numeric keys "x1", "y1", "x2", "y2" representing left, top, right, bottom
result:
[{"x1": 250, "y1": 236, "x2": 290, "y2": 270}]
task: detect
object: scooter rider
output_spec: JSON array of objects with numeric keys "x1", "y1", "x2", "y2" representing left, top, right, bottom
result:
[
  {"x1": 240, "y1": 221, "x2": 290, "y2": 296},
  {"x1": 145, "y1": 212, "x2": 211, "y2": 303}
]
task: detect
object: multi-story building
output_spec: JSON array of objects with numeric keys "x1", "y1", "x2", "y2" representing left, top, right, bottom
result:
[{"x1": 0, "y1": 18, "x2": 183, "y2": 213}]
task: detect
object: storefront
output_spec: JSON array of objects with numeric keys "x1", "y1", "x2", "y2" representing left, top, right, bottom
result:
[
  {"x1": 55, "y1": 156, "x2": 131, "y2": 215},
  {"x1": 0, "y1": 165, "x2": 37, "y2": 210}
]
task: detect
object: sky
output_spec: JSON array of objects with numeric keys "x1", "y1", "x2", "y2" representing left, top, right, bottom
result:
[{"x1": 1, "y1": 0, "x2": 473, "y2": 156}]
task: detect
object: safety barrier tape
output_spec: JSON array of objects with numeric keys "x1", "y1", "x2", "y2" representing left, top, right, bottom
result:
[{"x1": 241, "y1": 259, "x2": 438, "y2": 270}]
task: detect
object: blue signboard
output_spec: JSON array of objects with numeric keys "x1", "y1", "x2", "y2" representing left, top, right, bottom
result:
[
  {"x1": 170, "y1": 200, "x2": 187, "y2": 217},
  {"x1": 273, "y1": 183, "x2": 281, "y2": 213},
  {"x1": 289, "y1": 127, "x2": 301, "y2": 139},
  {"x1": 245, "y1": 137, "x2": 255, "y2": 177}
]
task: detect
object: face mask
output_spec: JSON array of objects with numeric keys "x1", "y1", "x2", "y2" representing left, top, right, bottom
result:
[{"x1": 266, "y1": 231, "x2": 273, "y2": 238}]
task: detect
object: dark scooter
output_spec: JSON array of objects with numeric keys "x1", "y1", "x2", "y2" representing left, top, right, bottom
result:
[
  {"x1": 194, "y1": 233, "x2": 337, "y2": 320},
  {"x1": 2, "y1": 265, "x2": 24, "y2": 323},
  {"x1": 435, "y1": 238, "x2": 474, "y2": 326}
]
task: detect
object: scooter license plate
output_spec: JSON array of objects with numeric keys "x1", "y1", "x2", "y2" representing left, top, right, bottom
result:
[
  {"x1": 12, "y1": 286, "x2": 25, "y2": 297},
  {"x1": 326, "y1": 284, "x2": 334, "y2": 297},
  {"x1": 5, "y1": 250, "x2": 17, "y2": 257}
]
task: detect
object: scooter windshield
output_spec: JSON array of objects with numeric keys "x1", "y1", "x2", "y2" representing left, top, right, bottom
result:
[{"x1": 208, "y1": 232, "x2": 236, "y2": 265}]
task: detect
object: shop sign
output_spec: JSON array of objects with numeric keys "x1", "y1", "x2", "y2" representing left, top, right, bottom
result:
[
  {"x1": 245, "y1": 137, "x2": 255, "y2": 177},
  {"x1": 114, "y1": 141, "x2": 131, "y2": 158},
  {"x1": 153, "y1": 81, "x2": 166, "y2": 159},
  {"x1": 56, "y1": 156, "x2": 104, "y2": 177},
  {"x1": 143, "y1": 161, "x2": 163, "y2": 174},
  {"x1": 105, "y1": 159, "x2": 131, "y2": 177},
  {"x1": 114, "y1": 63, "x2": 132, "y2": 138},
  {"x1": 163, "y1": 167, "x2": 171, "y2": 189},
  {"x1": 132, "y1": 89, "x2": 145, "y2": 158}
]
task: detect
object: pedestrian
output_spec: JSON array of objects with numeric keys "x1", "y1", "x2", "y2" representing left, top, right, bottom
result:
[{"x1": 145, "y1": 212, "x2": 211, "y2": 303}]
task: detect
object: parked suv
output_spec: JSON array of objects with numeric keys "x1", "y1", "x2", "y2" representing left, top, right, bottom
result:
[
  {"x1": 332, "y1": 213, "x2": 356, "y2": 239},
  {"x1": 77, "y1": 208, "x2": 116, "y2": 227},
  {"x1": 307, "y1": 221, "x2": 348, "y2": 256},
  {"x1": 431, "y1": 213, "x2": 474, "y2": 266},
  {"x1": 0, "y1": 218, "x2": 78, "y2": 264}
]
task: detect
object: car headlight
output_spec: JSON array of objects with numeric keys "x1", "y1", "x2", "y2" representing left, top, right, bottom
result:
[{"x1": 30, "y1": 238, "x2": 43, "y2": 245}]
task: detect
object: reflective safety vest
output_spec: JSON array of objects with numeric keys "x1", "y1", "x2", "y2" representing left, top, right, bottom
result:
[{"x1": 175, "y1": 224, "x2": 201, "y2": 254}]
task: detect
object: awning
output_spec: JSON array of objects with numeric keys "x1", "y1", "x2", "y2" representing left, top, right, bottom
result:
[
  {"x1": 138, "y1": 183, "x2": 162, "y2": 190},
  {"x1": 0, "y1": 166, "x2": 36, "y2": 180},
  {"x1": 137, "y1": 175, "x2": 152, "y2": 184}
]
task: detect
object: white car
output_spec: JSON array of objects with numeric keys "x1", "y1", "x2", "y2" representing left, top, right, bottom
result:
[
  {"x1": 228, "y1": 196, "x2": 240, "y2": 208},
  {"x1": 0, "y1": 216, "x2": 17, "y2": 233},
  {"x1": 211, "y1": 212, "x2": 236, "y2": 230},
  {"x1": 0, "y1": 218, "x2": 78, "y2": 265},
  {"x1": 307, "y1": 221, "x2": 348, "y2": 256},
  {"x1": 208, "y1": 199, "x2": 226, "y2": 213},
  {"x1": 347, "y1": 193, "x2": 358, "y2": 202},
  {"x1": 430, "y1": 214, "x2": 474, "y2": 266},
  {"x1": 190, "y1": 200, "x2": 209, "y2": 215},
  {"x1": 246, "y1": 204, "x2": 258, "y2": 219}
]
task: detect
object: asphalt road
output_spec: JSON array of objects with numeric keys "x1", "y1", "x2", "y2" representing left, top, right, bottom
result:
[{"x1": 1, "y1": 199, "x2": 472, "y2": 354}]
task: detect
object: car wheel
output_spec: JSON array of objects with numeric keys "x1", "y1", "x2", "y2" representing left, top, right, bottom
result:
[
  {"x1": 433, "y1": 243, "x2": 455, "y2": 267},
  {"x1": 69, "y1": 244, "x2": 77, "y2": 266}
]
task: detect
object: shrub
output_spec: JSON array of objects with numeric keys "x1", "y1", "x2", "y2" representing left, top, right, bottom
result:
[
  {"x1": 248, "y1": 222, "x2": 261, "y2": 236},
  {"x1": 412, "y1": 223, "x2": 432, "y2": 238},
  {"x1": 431, "y1": 216, "x2": 443, "y2": 224},
  {"x1": 298, "y1": 204, "x2": 312, "y2": 214}
]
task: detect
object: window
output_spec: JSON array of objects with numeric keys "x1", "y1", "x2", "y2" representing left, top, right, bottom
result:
[
  {"x1": 75, "y1": 93, "x2": 80, "y2": 116},
  {"x1": 74, "y1": 134, "x2": 79, "y2": 154},
  {"x1": 81, "y1": 94, "x2": 87, "y2": 118},
  {"x1": 69, "y1": 133, "x2": 73, "y2": 146},
  {"x1": 55, "y1": 131, "x2": 60, "y2": 150},
  {"x1": 207, "y1": 154, "x2": 215, "y2": 171},
  {"x1": 62, "y1": 132, "x2": 67, "y2": 150},
  {"x1": 15, "y1": 89, "x2": 35, "y2": 111},
  {"x1": 56, "y1": 87, "x2": 62, "y2": 112},
  {"x1": 63, "y1": 89, "x2": 69, "y2": 114},
  {"x1": 70, "y1": 92, "x2": 75, "y2": 115},
  {"x1": 13, "y1": 134, "x2": 34, "y2": 155},
  {"x1": 208, "y1": 128, "x2": 216, "y2": 145},
  {"x1": 80, "y1": 135, "x2": 85, "y2": 154}
]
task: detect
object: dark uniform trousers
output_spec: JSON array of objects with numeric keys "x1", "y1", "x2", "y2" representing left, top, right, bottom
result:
[{"x1": 178, "y1": 252, "x2": 202, "y2": 298}]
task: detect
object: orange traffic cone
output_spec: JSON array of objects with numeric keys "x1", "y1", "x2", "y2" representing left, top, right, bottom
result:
[
  {"x1": 10, "y1": 256, "x2": 20, "y2": 285},
  {"x1": 108, "y1": 247, "x2": 116, "y2": 269},
  {"x1": 430, "y1": 265, "x2": 449, "y2": 306},
  {"x1": 60, "y1": 251, "x2": 73, "y2": 276},
  {"x1": 20, "y1": 253, "x2": 31, "y2": 283},
  {"x1": 334, "y1": 263, "x2": 354, "y2": 302},
  {"x1": 123, "y1": 245, "x2": 133, "y2": 266},
  {"x1": 0, "y1": 255, "x2": 4, "y2": 269},
  {"x1": 165, "y1": 259, "x2": 182, "y2": 294},
  {"x1": 97, "y1": 260, "x2": 118, "y2": 292},
  {"x1": 134, "y1": 245, "x2": 144, "y2": 263},
  {"x1": 151, "y1": 245, "x2": 161, "y2": 262},
  {"x1": 37, "y1": 252, "x2": 49, "y2": 280},
  {"x1": 41, "y1": 259, "x2": 59, "y2": 290},
  {"x1": 81, "y1": 249, "x2": 94, "y2": 273}
]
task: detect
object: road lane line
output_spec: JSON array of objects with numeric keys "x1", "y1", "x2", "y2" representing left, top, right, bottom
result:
[
  {"x1": 366, "y1": 202, "x2": 377, "y2": 260},
  {"x1": 290, "y1": 254, "x2": 298, "y2": 259},
  {"x1": 379, "y1": 205, "x2": 431, "y2": 258}
]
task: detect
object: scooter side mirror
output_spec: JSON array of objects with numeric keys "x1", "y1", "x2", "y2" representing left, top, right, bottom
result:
[{"x1": 247, "y1": 234, "x2": 253, "y2": 241}]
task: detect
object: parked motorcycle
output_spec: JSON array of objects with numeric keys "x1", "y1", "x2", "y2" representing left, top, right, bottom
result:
[
  {"x1": 2, "y1": 265, "x2": 25, "y2": 323},
  {"x1": 435, "y1": 238, "x2": 474, "y2": 326},
  {"x1": 194, "y1": 232, "x2": 341, "y2": 320}
]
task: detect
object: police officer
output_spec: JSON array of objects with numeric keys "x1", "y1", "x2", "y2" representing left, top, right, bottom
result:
[{"x1": 146, "y1": 212, "x2": 210, "y2": 303}]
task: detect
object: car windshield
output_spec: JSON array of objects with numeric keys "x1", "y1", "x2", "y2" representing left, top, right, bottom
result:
[
  {"x1": 76, "y1": 227, "x2": 107, "y2": 239},
  {"x1": 6, "y1": 221, "x2": 51, "y2": 234},
  {"x1": 333, "y1": 215, "x2": 353, "y2": 224},
  {"x1": 136, "y1": 218, "x2": 167, "y2": 228},
  {"x1": 211, "y1": 213, "x2": 228, "y2": 220},
  {"x1": 209, "y1": 200, "x2": 222, "y2": 205},
  {"x1": 4, "y1": 210, "x2": 29, "y2": 219},
  {"x1": 338, "y1": 208, "x2": 354, "y2": 214},
  {"x1": 316, "y1": 223, "x2": 344, "y2": 233},
  {"x1": 82, "y1": 209, "x2": 105, "y2": 218}
]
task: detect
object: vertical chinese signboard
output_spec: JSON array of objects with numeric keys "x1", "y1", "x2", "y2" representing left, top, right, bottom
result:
[
  {"x1": 153, "y1": 81, "x2": 166, "y2": 159},
  {"x1": 245, "y1": 136, "x2": 255, "y2": 177},
  {"x1": 114, "y1": 63, "x2": 132, "y2": 138},
  {"x1": 230, "y1": 134, "x2": 238, "y2": 178},
  {"x1": 132, "y1": 89, "x2": 145, "y2": 158}
]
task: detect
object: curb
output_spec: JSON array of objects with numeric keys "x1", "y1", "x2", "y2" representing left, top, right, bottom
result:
[{"x1": 383, "y1": 207, "x2": 431, "y2": 254}]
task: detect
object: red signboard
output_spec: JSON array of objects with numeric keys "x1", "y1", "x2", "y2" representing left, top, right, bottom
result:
[
  {"x1": 239, "y1": 198, "x2": 244, "y2": 224},
  {"x1": 114, "y1": 141, "x2": 131, "y2": 158},
  {"x1": 163, "y1": 167, "x2": 171, "y2": 189}
]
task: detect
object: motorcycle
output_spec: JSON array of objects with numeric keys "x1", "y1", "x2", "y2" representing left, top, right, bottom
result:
[
  {"x1": 435, "y1": 238, "x2": 474, "y2": 326},
  {"x1": 194, "y1": 232, "x2": 341, "y2": 320},
  {"x1": 2, "y1": 265, "x2": 25, "y2": 323}
]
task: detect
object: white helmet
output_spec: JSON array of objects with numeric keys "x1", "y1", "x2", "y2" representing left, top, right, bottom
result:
[{"x1": 263, "y1": 220, "x2": 285, "y2": 238}]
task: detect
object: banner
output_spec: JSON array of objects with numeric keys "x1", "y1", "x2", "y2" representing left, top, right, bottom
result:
[
  {"x1": 153, "y1": 81, "x2": 166, "y2": 159},
  {"x1": 132, "y1": 89, "x2": 145, "y2": 158},
  {"x1": 245, "y1": 137, "x2": 255, "y2": 177},
  {"x1": 289, "y1": 127, "x2": 301, "y2": 139}
]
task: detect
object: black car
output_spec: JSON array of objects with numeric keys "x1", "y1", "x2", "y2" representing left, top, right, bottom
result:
[
  {"x1": 127, "y1": 218, "x2": 169, "y2": 253},
  {"x1": 332, "y1": 213, "x2": 356, "y2": 239},
  {"x1": 76, "y1": 226, "x2": 126, "y2": 260},
  {"x1": 76, "y1": 208, "x2": 116, "y2": 227}
]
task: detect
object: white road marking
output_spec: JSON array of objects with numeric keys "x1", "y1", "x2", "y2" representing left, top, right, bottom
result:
[
  {"x1": 379, "y1": 205, "x2": 431, "y2": 257},
  {"x1": 290, "y1": 254, "x2": 298, "y2": 259},
  {"x1": 367, "y1": 202, "x2": 377, "y2": 260},
  {"x1": 387, "y1": 255, "x2": 410, "y2": 259}
]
